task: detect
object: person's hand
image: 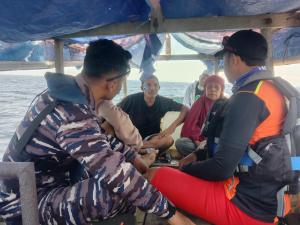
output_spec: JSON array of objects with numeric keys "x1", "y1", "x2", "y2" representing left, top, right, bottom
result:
[
  {"x1": 100, "y1": 121, "x2": 115, "y2": 136},
  {"x1": 194, "y1": 140, "x2": 201, "y2": 147},
  {"x1": 139, "y1": 147, "x2": 157, "y2": 154},
  {"x1": 133, "y1": 155, "x2": 148, "y2": 174},
  {"x1": 179, "y1": 153, "x2": 197, "y2": 169},
  {"x1": 140, "y1": 148, "x2": 159, "y2": 167},
  {"x1": 167, "y1": 211, "x2": 196, "y2": 225},
  {"x1": 159, "y1": 125, "x2": 176, "y2": 138},
  {"x1": 195, "y1": 140, "x2": 207, "y2": 150}
]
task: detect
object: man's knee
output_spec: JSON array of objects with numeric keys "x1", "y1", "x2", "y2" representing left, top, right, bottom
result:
[
  {"x1": 165, "y1": 135, "x2": 174, "y2": 147},
  {"x1": 175, "y1": 138, "x2": 195, "y2": 156},
  {"x1": 159, "y1": 136, "x2": 174, "y2": 151},
  {"x1": 175, "y1": 138, "x2": 185, "y2": 150}
]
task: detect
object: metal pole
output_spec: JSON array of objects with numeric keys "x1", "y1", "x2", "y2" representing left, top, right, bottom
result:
[
  {"x1": 54, "y1": 39, "x2": 64, "y2": 74},
  {"x1": 261, "y1": 28, "x2": 274, "y2": 75}
]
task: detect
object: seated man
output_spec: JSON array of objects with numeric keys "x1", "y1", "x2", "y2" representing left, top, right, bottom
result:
[
  {"x1": 176, "y1": 75, "x2": 225, "y2": 157},
  {"x1": 1, "y1": 39, "x2": 194, "y2": 225},
  {"x1": 182, "y1": 70, "x2": 209, "y2": 108},
  {"x1": 118, "y1": 75, "x2": 189, "y2": 151}
]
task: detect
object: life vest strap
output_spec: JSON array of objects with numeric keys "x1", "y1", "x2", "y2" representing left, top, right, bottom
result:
[
  {"x1": 277, "y1": 185, "x2": 288, "y2": 218},
  {"x1": 247, "y1": 147, "x2": 263, "y2": 164},
  {"x1": 10, "y1": 97, "x2": 57, "y2": 161}
]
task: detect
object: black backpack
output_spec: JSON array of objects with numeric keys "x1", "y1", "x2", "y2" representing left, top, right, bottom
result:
[{"x1": 268, "y1": 77, "x2": 300, "y2": 192}]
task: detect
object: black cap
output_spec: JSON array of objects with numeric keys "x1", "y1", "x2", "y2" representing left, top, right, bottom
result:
[{"x1": 214, "y1": 30, "x2": 268, "y2": 62}]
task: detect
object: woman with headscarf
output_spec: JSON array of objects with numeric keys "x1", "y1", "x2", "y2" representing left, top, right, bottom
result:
[{"x1": 175, "y1": 75, "x2": 225, "y2": 157}]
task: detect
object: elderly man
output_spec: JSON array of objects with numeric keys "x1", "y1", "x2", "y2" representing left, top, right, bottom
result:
[
  {"x1": 118, "y1": 75, "x2": 189, "y2": 151},
  {"x1": 183, "y1": 70, "x2": 210, "y2": 108},
  {"x1": 1, "y1": 39, "x2": 194, "y2": 225}
]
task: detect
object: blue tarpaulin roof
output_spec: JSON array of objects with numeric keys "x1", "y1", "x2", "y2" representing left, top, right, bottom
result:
[
  {"x1": 1, "y1": 0, "x2": 300, "y2": 42},
  {"x1": 1, "y1": 0, "x2": 300, "y2": 75},
  {"x1": 0, "y1": 0, "x2": 150, "y2": 43}
]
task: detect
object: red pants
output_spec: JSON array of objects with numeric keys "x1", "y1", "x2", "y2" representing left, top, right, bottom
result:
[{"x1": 151, "y1": 167, "x2": 274, "y2": 225}]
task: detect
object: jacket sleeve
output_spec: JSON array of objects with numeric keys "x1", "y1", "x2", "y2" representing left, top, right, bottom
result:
[
  {"x1": 97, "y1": 100, "x2": 143, "y2": 149},
  {"x1": 182, "y1": 92, "x2": 269, "y2": 180},
  {"x1": 55, "y1": 105, "x2": 175, "y2": 218},
  {"x1": 117, "y1": 96, "x2": 131, "y2": 113}
]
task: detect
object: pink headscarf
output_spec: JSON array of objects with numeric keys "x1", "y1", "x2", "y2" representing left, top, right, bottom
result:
[
  {"x1": 204, "y1": 75, "x2": 225, "y2": 91},
  {"x1": 181, "y1": 75, "x2": 225, "y2": 142}
]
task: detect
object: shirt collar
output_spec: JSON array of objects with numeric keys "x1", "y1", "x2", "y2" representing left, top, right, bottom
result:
[{"x1": 232, "y1": 66, "x2": 266, "y2": 93}]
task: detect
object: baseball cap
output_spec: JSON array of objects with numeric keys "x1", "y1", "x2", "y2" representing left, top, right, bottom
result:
[{"x1": 214, "y1": 30, "x2": 268, "y2": 62}]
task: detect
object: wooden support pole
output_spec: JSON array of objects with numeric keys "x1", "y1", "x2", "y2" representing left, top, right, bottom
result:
[
  {"x1": 165, "y1": 33, "x2": 171, "y2": 55},
  {"x1": 149, "y1": 0, "x2": 164, "y2": 33},
  {"x1": 54, "y1": 39, "x2": 64, "y2": 74},
  {"x1": 261, "y1": 28, "x2": 274, "y2": 75},
  {"x1": 123, "y1": 77, "x2": 128, "y2": 97},
  {"x1": 214, "y1": 59, "x2": 220, "y2": 74}
]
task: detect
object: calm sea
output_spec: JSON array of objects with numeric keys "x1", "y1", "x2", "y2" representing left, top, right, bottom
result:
[{"x1": 0, "y1": 74, "x2": 196, "y2": 156}]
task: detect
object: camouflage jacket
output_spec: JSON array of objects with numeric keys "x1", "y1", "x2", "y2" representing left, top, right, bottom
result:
[{"x1": 1, "y1": 73, "x2": 175, "y2": 220}]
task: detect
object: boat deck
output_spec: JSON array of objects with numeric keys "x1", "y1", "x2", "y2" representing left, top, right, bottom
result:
[{"x1": 136, "y1": 209, "x2": 211, "y2": 225}]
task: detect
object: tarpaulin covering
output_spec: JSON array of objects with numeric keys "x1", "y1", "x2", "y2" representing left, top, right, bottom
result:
[
  {"x1": 0, "y1": 0, "x2": 300, "y2": 42},
  {"x1": 0, "y1": 34, "x2": 165, "y2": 78},
  {"x1": 0, "y1": 0, "x2": 150, "y2": 43},
  {"x1": 0, "y1": 0, "x2": 300, "y2": 75},
  {"x1": 172, "y1": 29, "x2": 300, "y2": 61}
]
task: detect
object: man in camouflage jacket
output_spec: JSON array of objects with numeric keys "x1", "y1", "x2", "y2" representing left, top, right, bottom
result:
[{"x1": 1, "y1": 40, "x2": 194, "y2": 225}]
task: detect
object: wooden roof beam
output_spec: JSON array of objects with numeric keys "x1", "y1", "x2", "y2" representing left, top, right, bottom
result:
[
  {"x1": 57, "y1": 11, "x2": 300, "y2": 39},
  {"x1": 0, "y1": 55, "x2": 299, "y2": 71},
  {"x1": 157, "y1": 54, "x2": 213, "y2": 61},
  {"x1": 0, "y1": 61, "x2": 82, "y2": 71}
]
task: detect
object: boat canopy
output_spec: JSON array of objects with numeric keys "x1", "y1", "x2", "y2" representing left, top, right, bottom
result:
[{"x1": 1, "y1": 0, "x2": 300, "y2": 75}]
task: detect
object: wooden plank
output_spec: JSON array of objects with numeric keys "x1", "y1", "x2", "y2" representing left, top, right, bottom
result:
[
  {"x1": 0, "y1": 61, "x2": 53, "y2": 71},
  {"x1": 158, "y1": 54, "x2": 213, "y2": 61},
  {"x1": 274, "y1": 57, "x2": 300, "y2": 66},
  {"x1": 58, "y1": 12, "x2": 300, "y2": 39},
  {"x1": 165, "y1": 33, "x2": 171, "y2": 55},
  {"x1": 0, "y1": 61, "x2": 82, "y2": 71},
  {"x1": 0, "y1": 54, "x2": 299, "y2": 72}
]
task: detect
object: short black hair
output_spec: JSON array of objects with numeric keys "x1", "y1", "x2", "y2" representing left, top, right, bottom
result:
[
  {"x1": 83, "y1": 39, "x2": 132, "y2": 78},
  {"x1": 239, "y1": 53, "x2": 266, "y2": 67}
]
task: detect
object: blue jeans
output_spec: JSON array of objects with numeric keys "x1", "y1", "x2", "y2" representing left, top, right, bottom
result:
[{"x1": 175, "y1": 137, "x2": 197, "y2": 157}]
